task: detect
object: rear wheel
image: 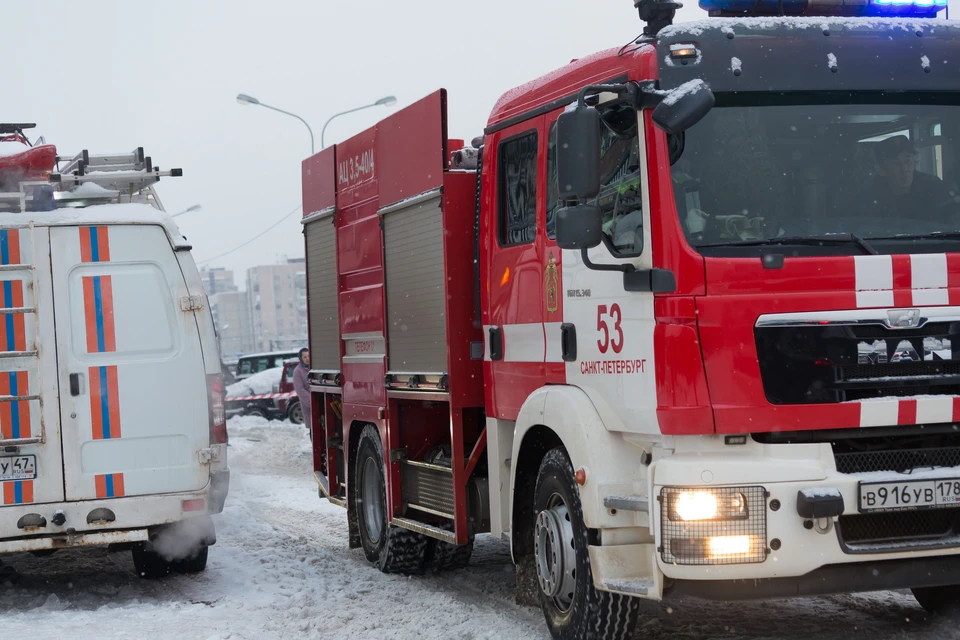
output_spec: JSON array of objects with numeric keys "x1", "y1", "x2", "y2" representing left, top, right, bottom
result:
[
  {"x1": 288, "y1": 401, "x2": 303, "y2": 425},
  {"x1": 132, "y1": 545, "x2": 171, "y2": 579},
  {"x1": 534, "y1": 447, "x2": 639, "y2": 640},
  {"x1": 427, "y1": 522, "x2": 474, "y2": 571},
  {"x1": 171, "y1": 546, "x2": 209, "y2": 574},
  {"x1": 354, "y1": 425, "x2": 429, "y2": 574},
  {"x1": 913, "y1": 585, "x2": 960, "y2": 615}
]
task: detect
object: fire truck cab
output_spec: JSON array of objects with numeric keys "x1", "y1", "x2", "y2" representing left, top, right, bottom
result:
[{"x1": 303, "y1": 0, "x2": 960, "y2": 637}]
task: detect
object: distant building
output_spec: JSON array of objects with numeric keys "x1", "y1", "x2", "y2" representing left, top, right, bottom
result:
[
  {"x1": 199, "y1": 266, "x2": 238, "y2": 296},
  {"x1": 210, "y1": 291, "x2": 254, "y2": 363},
  {"x1": 246, "y1": 257, "x2": 308, "y2": 352}
]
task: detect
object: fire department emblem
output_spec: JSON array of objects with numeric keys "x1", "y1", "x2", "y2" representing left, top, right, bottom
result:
[{"x1": 545, "y1": 253, "x2": 559, "y2": 313}]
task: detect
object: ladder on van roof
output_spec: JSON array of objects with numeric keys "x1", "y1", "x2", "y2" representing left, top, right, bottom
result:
[{"x1": 0, "y1": 146, "x2": 182, "y2": 213}]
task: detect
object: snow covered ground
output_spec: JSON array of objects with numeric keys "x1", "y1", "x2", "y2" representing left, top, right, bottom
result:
[{"x1": 2, "y1": 416, "x2": 960, "y2": 639}]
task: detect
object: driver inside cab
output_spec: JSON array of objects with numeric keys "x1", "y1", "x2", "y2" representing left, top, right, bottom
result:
[{"x1": 863, "y1": 135, "x2": 957, "y2": 222}]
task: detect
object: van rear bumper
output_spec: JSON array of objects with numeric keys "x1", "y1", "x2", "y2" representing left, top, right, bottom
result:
[
  {"x1": 0, "y1": 489, "x2": 213, "y2": 544},
  {"x1": 0, "y1": 528, "x2": 149, "y2": 554}
]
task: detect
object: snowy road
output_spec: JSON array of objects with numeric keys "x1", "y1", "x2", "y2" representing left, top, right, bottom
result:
[{"x1": 2, "y1": 417, "x2": 960, "y2": 639}]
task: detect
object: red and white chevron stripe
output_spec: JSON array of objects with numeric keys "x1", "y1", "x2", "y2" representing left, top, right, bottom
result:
[
  {"x1": 226, "y1": 392, "x2": 296, "y2": 401},
  {"x1": 855, "y1": 396, "x2": 960, "y2": 428},
  {"x1": 854, "y1": 253, "x2": 956, "y2": 308}
]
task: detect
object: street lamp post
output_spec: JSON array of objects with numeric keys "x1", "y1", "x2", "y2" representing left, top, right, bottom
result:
[
  {"x1": 320, "y1": 96, "x2": 398, "y2": 149},
  {"x1": 173, "y1": 204, "x2": 202, "y2": 218},
  {"x1": 237, "y1": 93, "x2": 316, "y2": 155}
]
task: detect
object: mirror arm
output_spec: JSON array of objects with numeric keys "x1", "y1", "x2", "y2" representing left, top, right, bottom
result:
[
  {"x1": 575, "y1": 83, "x2": 639, "y2": 109},
  {"x1": 580, "y1": 247, "x2": 635, "y2": 274}
]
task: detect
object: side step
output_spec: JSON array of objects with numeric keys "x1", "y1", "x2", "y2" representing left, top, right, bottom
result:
[
  {"x1": 314, "y1": 470, "x2": 346, "y2": 508},
  {"x1": 391, "y1": 517, "x2": 457, "y2": 544},
  {"x1": 603, "y1": 578, "x2": 654, "y2": 596},
  {"x1": 603, "y1": 495, "x2": 649, "y2": 512}
]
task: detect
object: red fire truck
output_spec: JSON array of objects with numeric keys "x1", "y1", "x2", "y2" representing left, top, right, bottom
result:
[{"x1": 302, "y1": 0, "x2": 960, "y2": 637}]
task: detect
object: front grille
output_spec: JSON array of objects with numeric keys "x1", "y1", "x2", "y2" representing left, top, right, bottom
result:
[
  {"x1": 838, "y1": 508, "x2": 960, "y2": 552},
  {"x1": 834, "y1": 446, "x2": 960, "y2": 474},
  {"x1": 841, "y1": 361, "x2": 960, "y2": 381}
]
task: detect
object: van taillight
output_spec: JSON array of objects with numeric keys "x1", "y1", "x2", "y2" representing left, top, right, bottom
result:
[{"x1": 208, "y1": 374, "x2": 228, "y2": 444}]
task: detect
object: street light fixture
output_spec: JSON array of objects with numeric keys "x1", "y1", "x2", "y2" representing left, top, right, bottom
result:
[
  {"x1": 236, "y1": 93, "x2": 316, "y2": 155},
  {"x1": 321, "y1": 96, "x2": 398, "y2": 149},
  {"x1": 173, "y1": 204, "x2": 202, "y2": 218}
]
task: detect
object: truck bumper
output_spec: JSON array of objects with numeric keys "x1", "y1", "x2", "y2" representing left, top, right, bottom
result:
[{"x1": 652, "y1": 447, "x2": 960, "y2": 583}]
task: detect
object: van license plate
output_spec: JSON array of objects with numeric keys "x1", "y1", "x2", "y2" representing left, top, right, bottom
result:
[
  {"x1": 859, "y1": 478, "x2": 960, "y2": 512},
  {"x1": 0, "y1": 455, "x2": 36, "y2": 481}
]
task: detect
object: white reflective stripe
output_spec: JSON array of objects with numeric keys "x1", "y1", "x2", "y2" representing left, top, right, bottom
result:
[
  {"x1": 856, "y1": 290, "x2": 894, "y2": 308},
  {"x1": 913, "y1": 288, "x2": 950, "y2": 306},
  {"x1": 859, "y1": 399, "x2": 899, "y2": 427},
  {"x1": 503, "y1": 323, "x2": 545, "y2": 363},
  {"x1": 855, "y1": 255, "x2": 893, "y2": 308},
  {"x1": 916, "y1": 396, "x2": 955, "y2": 425},
  {"x1": 544, "y1": 322, "x2": 564, "y2": 363},
  {"x1": 911, "y1": 253, "x2": 948, "y2": 290}
]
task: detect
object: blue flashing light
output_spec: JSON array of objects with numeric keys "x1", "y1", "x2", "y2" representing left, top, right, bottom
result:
[{"x1": 699, "y1": 0, "x2": 947, "y2": 15}]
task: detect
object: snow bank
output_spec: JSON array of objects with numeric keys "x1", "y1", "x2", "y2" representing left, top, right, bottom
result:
[{"x1": 226, "y1": 366, "x2": 283, "y2": 397}]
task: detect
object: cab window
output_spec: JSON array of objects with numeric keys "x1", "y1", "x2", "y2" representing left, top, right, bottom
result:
[
  {"x1": 547, "y1": 109, "x2": 643, "y2": 256},
  {"x1": 498, "y1": 131, "x2": 538, "y2": 246}
]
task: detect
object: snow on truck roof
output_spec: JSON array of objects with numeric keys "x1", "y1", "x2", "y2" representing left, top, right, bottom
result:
[{"x1": 0, "y1": 202, "x2": 191, "y2": 249}]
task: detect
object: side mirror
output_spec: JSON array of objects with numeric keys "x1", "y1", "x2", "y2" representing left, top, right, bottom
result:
[
  {"x1": 555, "y1": 205, "x2": 603, "y2": 250},
  {"x1": 557, "y1": 106, "x2": 601, "y2": 200},
  {"x1": 653, "y1": 81, "x2": 715, "y2": 135}
]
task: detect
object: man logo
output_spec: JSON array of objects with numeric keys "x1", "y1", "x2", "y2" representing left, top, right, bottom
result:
[{"x1": 886, "y1": 308, "x2": 921, "y2": 329}]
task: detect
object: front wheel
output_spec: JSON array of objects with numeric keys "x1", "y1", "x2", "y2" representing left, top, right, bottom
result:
[
  {"x1": 534, "y1": 447, "x2": 639, "y2": 640},
  {"x1": 354, "y1": 424, "x2": 429, "y2": 574}
]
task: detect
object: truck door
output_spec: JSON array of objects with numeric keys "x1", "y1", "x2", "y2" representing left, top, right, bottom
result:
[
  {"x1": 557, "y1": 112, "x2": 660, "y2": 434},
  {"x1": 52, "y1": 224, "x2": 210, "y2": 501},
  {"x1": 485, "y1": 119, "x2": 546, "y2": 420},
  {"x1": 0, "y1": 226, "x2": 65, "y2": 507}
]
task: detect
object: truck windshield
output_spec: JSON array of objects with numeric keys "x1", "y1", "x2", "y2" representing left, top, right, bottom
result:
[{"x1": 671, "y1": 97, "x2": 960, "y2": 255}]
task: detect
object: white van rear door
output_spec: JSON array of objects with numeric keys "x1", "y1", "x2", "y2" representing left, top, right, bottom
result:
[
  {"x1": 0, "y1": 226, "x2": 65, "y2": 507},
  {"x1": 51, "y1": 224, "x2": 209, "y2": 501}
]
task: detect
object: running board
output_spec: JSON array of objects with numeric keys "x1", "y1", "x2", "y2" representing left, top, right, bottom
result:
[
  {"x1": 314, "y1": 470, "x2": 347, "y2": 508},
  {"x1": 391, "y1": 517, "x2": 457, "y2": 544},
  {"x1": 602, "y1": 578, "x2": 654, "y2": 596}
]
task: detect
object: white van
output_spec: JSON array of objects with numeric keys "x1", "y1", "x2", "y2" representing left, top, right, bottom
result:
[{"x1": 0, "y1": 146, "x2": 228, "y2": 578}]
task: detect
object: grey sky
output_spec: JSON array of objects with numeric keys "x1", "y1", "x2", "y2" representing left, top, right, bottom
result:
[{"x1": 5, "y1": 0, "x2": 957, "y2": 282}]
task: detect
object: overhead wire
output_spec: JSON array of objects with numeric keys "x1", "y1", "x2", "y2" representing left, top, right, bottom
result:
[{"x1": 197, "y1": 202, "x2": 303, "y2": 264}]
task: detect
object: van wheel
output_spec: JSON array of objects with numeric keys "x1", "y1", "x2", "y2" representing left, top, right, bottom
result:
[
  {"x1": 354, "y1": 424, "x2": 429, "y2": 574},
  {"x1": 913, "y1": 585, "x2": 960, "y2": 615},
  {"x1": 288, "y1": 401, "x2": 303, "y2": 425},
  {"x1": 172, "y1": 546, "x2": 208, "y2": 574},
  {"x1": 534, "y1": 447, "x2": 639, "y2": 640},
  {"x1": 132, "y1": 545, "x2": 171, "y2": 579}
]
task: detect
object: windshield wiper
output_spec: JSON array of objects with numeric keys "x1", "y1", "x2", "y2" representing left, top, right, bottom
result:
[
  {"x1": 866, "y1": 232, "x2": 960, "y2": 242},
  {"x1": 698, "y1": 234, "x2": 878, "y2": 254}
]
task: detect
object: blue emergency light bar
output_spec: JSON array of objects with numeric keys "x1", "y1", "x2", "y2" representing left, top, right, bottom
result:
[{"x1": 699, "y1": 0, "x2": 947, "y2": 16}]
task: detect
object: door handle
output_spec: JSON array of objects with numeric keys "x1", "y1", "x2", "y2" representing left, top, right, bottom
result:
[
  {"x1": 69, "y1": 373, "x2": 83, "y2": 397},
  {"x1": 489, "y1": 326, "x2": 503, "y2": 361},
  {"x1": 561, "y1": 323, "x2": 577, "y2": 362}
]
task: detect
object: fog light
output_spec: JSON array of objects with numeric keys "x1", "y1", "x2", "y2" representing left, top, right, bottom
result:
[
  {"x1": 660, "y1": 486, "x2": 767, "y2": 565},
  {"x1": 708, "y1": 535, "x2": 751, "y2": 556}
]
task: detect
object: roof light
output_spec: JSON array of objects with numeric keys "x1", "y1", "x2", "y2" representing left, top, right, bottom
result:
[{"x1": 670, "y1": 43, "x2": 699, "y2": 60}]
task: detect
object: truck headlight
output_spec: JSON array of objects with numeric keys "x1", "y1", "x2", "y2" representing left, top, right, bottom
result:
[{"x1": 659, "y1": 486, "x2": 767, "y2": 565}]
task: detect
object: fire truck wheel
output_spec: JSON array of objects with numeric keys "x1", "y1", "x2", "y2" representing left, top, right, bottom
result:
[
  {"x1": 534, "y1": 448, "x2": 639, "y2": 640},
  {"x1": 354, "y1": 424, "x2": 430, "y2": 575},
  {"x1": 132, "y1": 544, "x2": 172, "y2": 579},
  {"x1": 913, "y1": 585, "x2": 960, "y2": 615},
  {"x1": 171, "y1": 546, "x2": 209, "y2": 574},
  {"x1": 426, "y1": 523, "x2": 474, "y2": 572}
]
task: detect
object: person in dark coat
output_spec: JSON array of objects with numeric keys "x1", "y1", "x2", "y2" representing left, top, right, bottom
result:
[{"x1": 293, "y1": 348, "x2": 311, "y2": 428}]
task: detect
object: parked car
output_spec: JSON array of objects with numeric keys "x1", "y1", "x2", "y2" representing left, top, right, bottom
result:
[
  {"x1": 234, "y1": 350, "x2": 300, "y2": 381},
  {"x1": 274, "y1": 359, "x2": 303, "y2": 424}
]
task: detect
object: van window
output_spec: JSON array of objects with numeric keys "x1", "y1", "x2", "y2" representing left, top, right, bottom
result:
[{"x1": 237, "y1": 359, "x2": 252, "y2": 375}]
